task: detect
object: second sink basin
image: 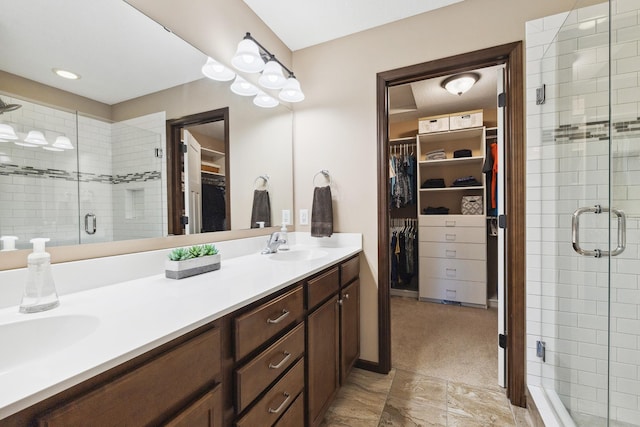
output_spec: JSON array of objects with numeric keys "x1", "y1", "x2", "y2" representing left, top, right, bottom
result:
[
  {"x1": 268, "y1": 248, "x2": 328, "y2": 262},
  {"x1": 0, "y1": 314, "x2": 100, "y2": 374}
]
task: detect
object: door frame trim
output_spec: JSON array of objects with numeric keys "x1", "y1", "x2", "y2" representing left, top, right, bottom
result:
[{"x1": 374, "y1": 41, "x2": 526, "y2": 406}]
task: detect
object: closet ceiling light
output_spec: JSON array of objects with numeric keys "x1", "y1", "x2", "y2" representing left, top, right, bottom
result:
[
  {"x1": 24, "y1": 130, "x2": 48, "y2": 145},
  {"x1": 258, "y1": 59, "x2": 287, "y2": 89},
  {"x1": 232, "y1": 38, "x2": 265, "y2": 73},
  {"x1": 230, "y1": 75, "x2": 259, "y2": 96},
  {"x1": 441, "y1": 72, "x2": 480, "y2": 96},
  {"x1": 202, "y1": 57, "x2": 235, "y2": 82},
  {"x1": 0, "y1": 123, "x2": 18, "y2": 140},
  {"x1": 53, "y1": 68, "x2": 80, "y2": 80},
  {"x1": 253, "y1": 91, "x2": 279, "y2": 108}
]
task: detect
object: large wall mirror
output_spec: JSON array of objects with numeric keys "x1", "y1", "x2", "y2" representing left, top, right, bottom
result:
[{"x1": 0, "y1": 0, "x2": 293, "y2": 250}]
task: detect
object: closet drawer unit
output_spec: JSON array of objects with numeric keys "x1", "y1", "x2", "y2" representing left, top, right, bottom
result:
[
  {"x1": 449, "y1": 109, "x2": 483, "y2": 130},
  {"x1": 419, "y1": 114, "x2": 449, "y2": 134},
  {"x1": 419, "y1": 257, "x2": 486, "y2": 283},
  {"x1": 419, "y1": 278, "x2": 486, "y2": 306},
  {"x1": 419, "y1": 226, "x2": 486, "y2": 244},
  {"x1": 340, "y1": 256, "x2": 359, "y2": 287},
  {"x1": 235, "y1": 286, "x2": 303, "y2": 361},
  {"x1": 236, "y1": 358, "x2": 304, "y2": 427},
  {"x1": 273, "y1": 393, "x2": 304, "y2": 427},
  {"x1": 419, "y1": 241, "x2": 486, "y2": 261},
  {"x1": 235, "y1": 323, "x2": 305, "y2": 413},
  {"x1": 419, "y1": 215, "x2": 485, "y2": 228},
  {"x1": 306, "y1": 267, "x2": 340, "y2": 310}
]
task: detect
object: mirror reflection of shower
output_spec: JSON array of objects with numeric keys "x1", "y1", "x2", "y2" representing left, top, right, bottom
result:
[{"x1": 0, "y1": 97, "x2": 21, "y2": 114}]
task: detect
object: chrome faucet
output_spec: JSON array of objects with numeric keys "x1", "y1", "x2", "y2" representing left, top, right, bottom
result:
[{"x1": 261, "y1": 232, "x2": 287, "y2": 254}]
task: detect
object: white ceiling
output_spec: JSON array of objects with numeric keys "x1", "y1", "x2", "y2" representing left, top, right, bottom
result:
[
  {"x1": 0, "y1": 0, "x2": 208, "y2": 105},
  {"x1": 242, "y1": 0, "x2": 464, "y2": 51}
]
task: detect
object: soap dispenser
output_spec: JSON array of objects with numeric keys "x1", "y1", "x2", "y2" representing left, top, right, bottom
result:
[
  {"x1": 0, "y1": 235, "x2": 18, "y2": 251},
  {"x1": 19, "y1": 238, "x2": 60, "y2": 313},
  {"x1": 278, "y1": 224, "x2": 289, "y2": 251}
]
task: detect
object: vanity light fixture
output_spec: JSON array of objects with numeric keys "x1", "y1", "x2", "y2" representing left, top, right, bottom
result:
[
  {"x1": 232, "y1": 37, "x2": 265, "y2": 73},
  {"x1": 258, "y1": 58, "x2": 287, "y2": 89},
  {"x1": 53, "y1": 136, "x2": 74, "y2": 150},
  {"x1": 24, "y1": 130, "x2": 48, "y2": 145},
  {"x1": 201, "y1": 57, "x2": 236, "y2": 81},
  {"x1": 53, "y1": 68, "x2": 80, "y2": 80},
  {"x1": 441, "y1": 72, "x2": 480, "y2": 96},
  {"x1": 230, "y1": 75, "x2": 259, "y2": 96},
  {"x1": 253, "y1": 91, "x2": 279, "y2": 108},
  {"x1": 0, "y1": 123, "x2": 18, "y2": 140}
]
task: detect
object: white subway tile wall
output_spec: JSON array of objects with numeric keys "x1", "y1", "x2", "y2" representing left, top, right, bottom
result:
[
  {"x1": 0, "y1": 97, "x2": 166, "y2": 247},
  {"x1": 527, "y1": 1, "x2": 640, "y2": 425}
]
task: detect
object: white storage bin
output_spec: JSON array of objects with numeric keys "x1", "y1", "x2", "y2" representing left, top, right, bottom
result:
[
  {"x1": 449, "y1": 110, "x2": 483, "y2": 130},
  {"x1": 419, "y1": 114, "x2": 449, "y2": 134}
]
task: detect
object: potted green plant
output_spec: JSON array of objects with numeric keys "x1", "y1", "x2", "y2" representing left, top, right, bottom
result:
[{"x1": 165, "y1": 244, "x2": 220, "y2": 279}]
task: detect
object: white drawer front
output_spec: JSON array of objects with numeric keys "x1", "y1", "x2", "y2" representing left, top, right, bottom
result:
[
  {"x1": 419, "y1": 215, "x2": 485, "y2": 228},
  {"x1": 419, "y1": 226, "x2": 486, "y2": 244},
  {"x1": 419, "y1": 242, "x2": 486, "y2": 261},
  {"x1": 419, "y1": 277, "x2": 486, "y2": 306},
  {"x1": 419, "y1": 257, "x2": 486, "y2": 282}
]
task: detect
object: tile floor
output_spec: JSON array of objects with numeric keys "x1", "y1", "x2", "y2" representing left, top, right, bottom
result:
[{"x1": 321, "y1": 297, "x2": 533, "y2": 426}]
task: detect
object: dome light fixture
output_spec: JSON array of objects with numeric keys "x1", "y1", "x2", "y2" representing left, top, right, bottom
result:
[
  {"x1": 279, "y1": 77, "x2": 305, "y2": 103},
  {"x1": 231, "y1": 37, "x2": 265, "y2": 73},
  {"x1": 230, "y1": 76, "x2": 259, "y2": 96},
  {"x1": 253, "y1": 91, "x2": 279, "y2": 108},
  {"x1": 441, "y1": 72, "x2": 480, "y2": 96},
  {"x1": 258, "y1": 58, "x2": 287, "y2": 89},
  {"x1": 202, "y1": 57, "x2": 235, "y2": 82}
]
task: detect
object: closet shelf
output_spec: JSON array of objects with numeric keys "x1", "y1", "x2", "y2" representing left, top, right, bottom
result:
[
  {"x1": 419, "y1": 186, "x2": 483, "y2": 192},
  {"x1": 419, "y1": 156, "x2": 484, "y2": 166},
  {"x1": 202, "y1": 170, "x2": 224, "y2": 177}
]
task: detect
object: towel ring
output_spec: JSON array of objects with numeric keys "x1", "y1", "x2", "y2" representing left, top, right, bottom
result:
[
  {"x1": 313, "y1": 170, "x2": 331, "y2": 187},
  {"x1": 254, "y1": 174, "x2": 270, "y2": 190}
]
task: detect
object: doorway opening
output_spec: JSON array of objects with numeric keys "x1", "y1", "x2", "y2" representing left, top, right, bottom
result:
[
  {"x1": 375, "y1": 42, "x2": 526, "y2": 406},
  {"x1": 166, "y1": 108, "x2": 230, "y2": 235}
]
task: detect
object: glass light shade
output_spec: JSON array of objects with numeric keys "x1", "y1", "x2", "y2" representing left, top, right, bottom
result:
[
  {"x1": 0, "y1": 123, "x2": 18, "y2": 140},
  {"x1": 278, "y1": 77, "x2": 305, "y2": 103},
  {"x1": 24, "y1": 130, "x2": 48, "y2": 145},
  {"x1": 43, "y1": 146, "x2": 64, "y2": 152},
  {"x1": 201, "y1": 57, "x2": 235, "y2": 82},
  {"x1": 230, "y1": 76, "x2": 259, "y2": 96},
  {"x1": 53, "y1": 136, "x2": 74, "y2": 149},
  {"x1": 253, "y1": 91, "x2": 279, "y2": 108},
  {"x1": 258, "y1": 60, "x2": 287, "y2": 89},
  {"x1": 231, "y1": 39, "x2": 265, "y2": 73},
  {"x1": 442, "y1": 74, "x2": 478, "y2": 96}
]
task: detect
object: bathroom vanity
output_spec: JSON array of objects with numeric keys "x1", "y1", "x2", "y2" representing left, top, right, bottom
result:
[{"x1": 0, "y1": 233, "x2": 361, "y2": 426}]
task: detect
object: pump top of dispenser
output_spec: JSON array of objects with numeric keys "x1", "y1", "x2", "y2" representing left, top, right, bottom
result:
[
  {"x1": 0, "y1": 235, "x2": 18, "y2": 251},
  {"x1": 30, "y1": 237, "x2": 50, "y2": 253}
]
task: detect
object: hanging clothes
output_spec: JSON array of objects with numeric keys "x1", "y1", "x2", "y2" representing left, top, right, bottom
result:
[
  {"x1": 389, "y1": 218, "x2": 419, "y2": 291},
  {"x1": 483, "y1": 140, "x2": 498, "y2": 215},
  {"x1": 389, "y1": 143, "x2": 417, "y2": 209}
]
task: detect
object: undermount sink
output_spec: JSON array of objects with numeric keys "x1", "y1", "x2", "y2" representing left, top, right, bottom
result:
[
  {"x1": 268, "y1": 248, "x2": 328, "y2": 262},
  {"x1": 0, "y1": 314, "x2": 100, "y2": 374}
]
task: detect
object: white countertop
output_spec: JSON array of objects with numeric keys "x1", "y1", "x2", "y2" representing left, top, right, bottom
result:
[{"x1": 0, "y1": 233, "x2": 362, "y2": 420}]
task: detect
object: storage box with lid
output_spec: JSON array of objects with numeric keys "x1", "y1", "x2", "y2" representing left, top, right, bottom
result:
[
  {"x1": 419, "y1": 114, "x2": 449, "y2": 134},
  {"x1": 449, "y1": 109, "x2": 483, "y2": 130}
]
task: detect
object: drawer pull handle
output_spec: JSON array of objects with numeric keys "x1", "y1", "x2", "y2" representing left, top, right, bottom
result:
[
  {"x1": 344, "y1": 293, "x2": 350, "y2": 300},
  {"x1": 445, "y1": 250, "x2": 457, "y2": 258},
  {"x1": 266, "y1": 309, "x2": 290, "y2": 324},
  {"x1": 446, "y1": 268, "x2": 457, "y2": 277},
  {"x1": 445, "y1": 221, "x2": 456, "y2": 227},
  {"x1": 269, "y1": 351, "x2": 292, "y2": 369},
  {"x1": 268, "y1": 392, "x2": 291, "y2": 414},
  {"x1": 445, "y1": 234, "x2": 456, "y2": 241}
]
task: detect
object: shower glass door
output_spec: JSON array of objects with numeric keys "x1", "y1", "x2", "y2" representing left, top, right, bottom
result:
[{"x1": 528, "y1": 0, "x2": 640, "y2": 425}]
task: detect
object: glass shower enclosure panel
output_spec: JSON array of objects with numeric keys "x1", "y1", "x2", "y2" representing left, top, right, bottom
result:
[{"x1": 529, "y1": 0, "x2": 640, "y2": 425}]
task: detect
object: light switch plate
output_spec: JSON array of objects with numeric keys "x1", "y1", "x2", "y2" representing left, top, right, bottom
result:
[
  {"x1": 282, "y1": 209, "x2": 291, "y2": 225},
  {"x1": 300, "y1": 209, "x2": 309, "y2": 225}
]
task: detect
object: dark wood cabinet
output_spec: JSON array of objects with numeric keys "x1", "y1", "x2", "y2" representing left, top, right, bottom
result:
[
  {"x1": 164, "y1": 386, "x2": 222, "y2": 427},
  {"x1": 340, "y1": 278, "x2": 360, "y2": 382},
  {"x1": 307, "y1": 295, "x2": 340, "y2": 427}
]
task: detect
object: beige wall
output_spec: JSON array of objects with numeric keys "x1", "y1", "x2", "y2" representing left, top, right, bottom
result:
[{"x1": 290, "y1": 0, "x2": 585, "y2": 363}]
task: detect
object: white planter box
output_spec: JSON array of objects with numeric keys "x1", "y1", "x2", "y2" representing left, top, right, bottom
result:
[{"x1": 165, "y1": 254, "x2": 221, "y2": 279}]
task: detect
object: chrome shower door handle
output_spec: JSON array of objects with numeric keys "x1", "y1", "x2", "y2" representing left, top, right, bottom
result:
[
  {"x1": 85, "y1": 213, "x2": 97, "y2": 235},
  {"x1": 571, "y1": 205, "x2": 626, "y2": 258}
]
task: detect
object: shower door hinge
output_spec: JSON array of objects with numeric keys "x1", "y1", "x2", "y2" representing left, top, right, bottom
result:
[
  {"x1": 155, "y1": 148, "x2": 163, "y2": 158},
  {"x1": 536, "y1": 340, "x2": 546, "y2": 362},
  {"x1": 498, "y1": 92, "x2": 506, "y2": 108},
  {"x1": 498, "y1": 214, "x2": 507, "y2": 229},
  {"x1": 536, "y1": 85, "x2": 546, "y2": 105},
  {"x1": 499, "y1": 334, "x2": 507, "y2": 349}
]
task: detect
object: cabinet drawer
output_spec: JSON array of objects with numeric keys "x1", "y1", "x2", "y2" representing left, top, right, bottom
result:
[
  {"x1": 164, "y1": 385, "x2": 222, "y2": 427},
  {"x1": 235, "y1": 322, "x2": 304, "y2": 412},
  {"x1": 307, "y1": 267, "x2": 339, "y2": 309},
  {"x1": 419, "y1": 277, "x2": 486, "y2": 306},
  {"x1": 419, "y1": 242, "x2": 486, "y2": 261},
  {"x1": 419, "y1": 257, "x2": 486, "y2": 282},
  {"x1": 419, "y1": 215, "x2": 485, "y2": 228},
  {"x1": 37, "y1": 327, "x2": 221, "y2": 427},
  {"x1": 273, "y1": 392, "x2": 304, "y2": 427},
  {"x1": 419, "y1": 226, "x2": 486, "y2": 244},
  {"x1": 235, "y1": 286, "x2": 303, "y2": 361},
  {"x1": 236, "y1": 359, "x2": 304, "y2": 427},
  {"x1": 340, "y1": 256, "x2": 359, "y2": 286}
]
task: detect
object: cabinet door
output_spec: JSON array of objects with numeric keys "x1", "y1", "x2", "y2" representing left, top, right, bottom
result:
[
  {"x1": 164, "y1": 385, "x2": 222, "y2": 427},
  {"x1": 307, "y1": 296, "x2": 339, "y2": 427},
  {"x1": 340, "y1": 279, "x2": 360, "y2": 382}
]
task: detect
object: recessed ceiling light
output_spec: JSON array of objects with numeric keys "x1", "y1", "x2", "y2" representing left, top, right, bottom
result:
[{"x1": 53, "y1": 68, "x2": 81, "y2": 80}]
